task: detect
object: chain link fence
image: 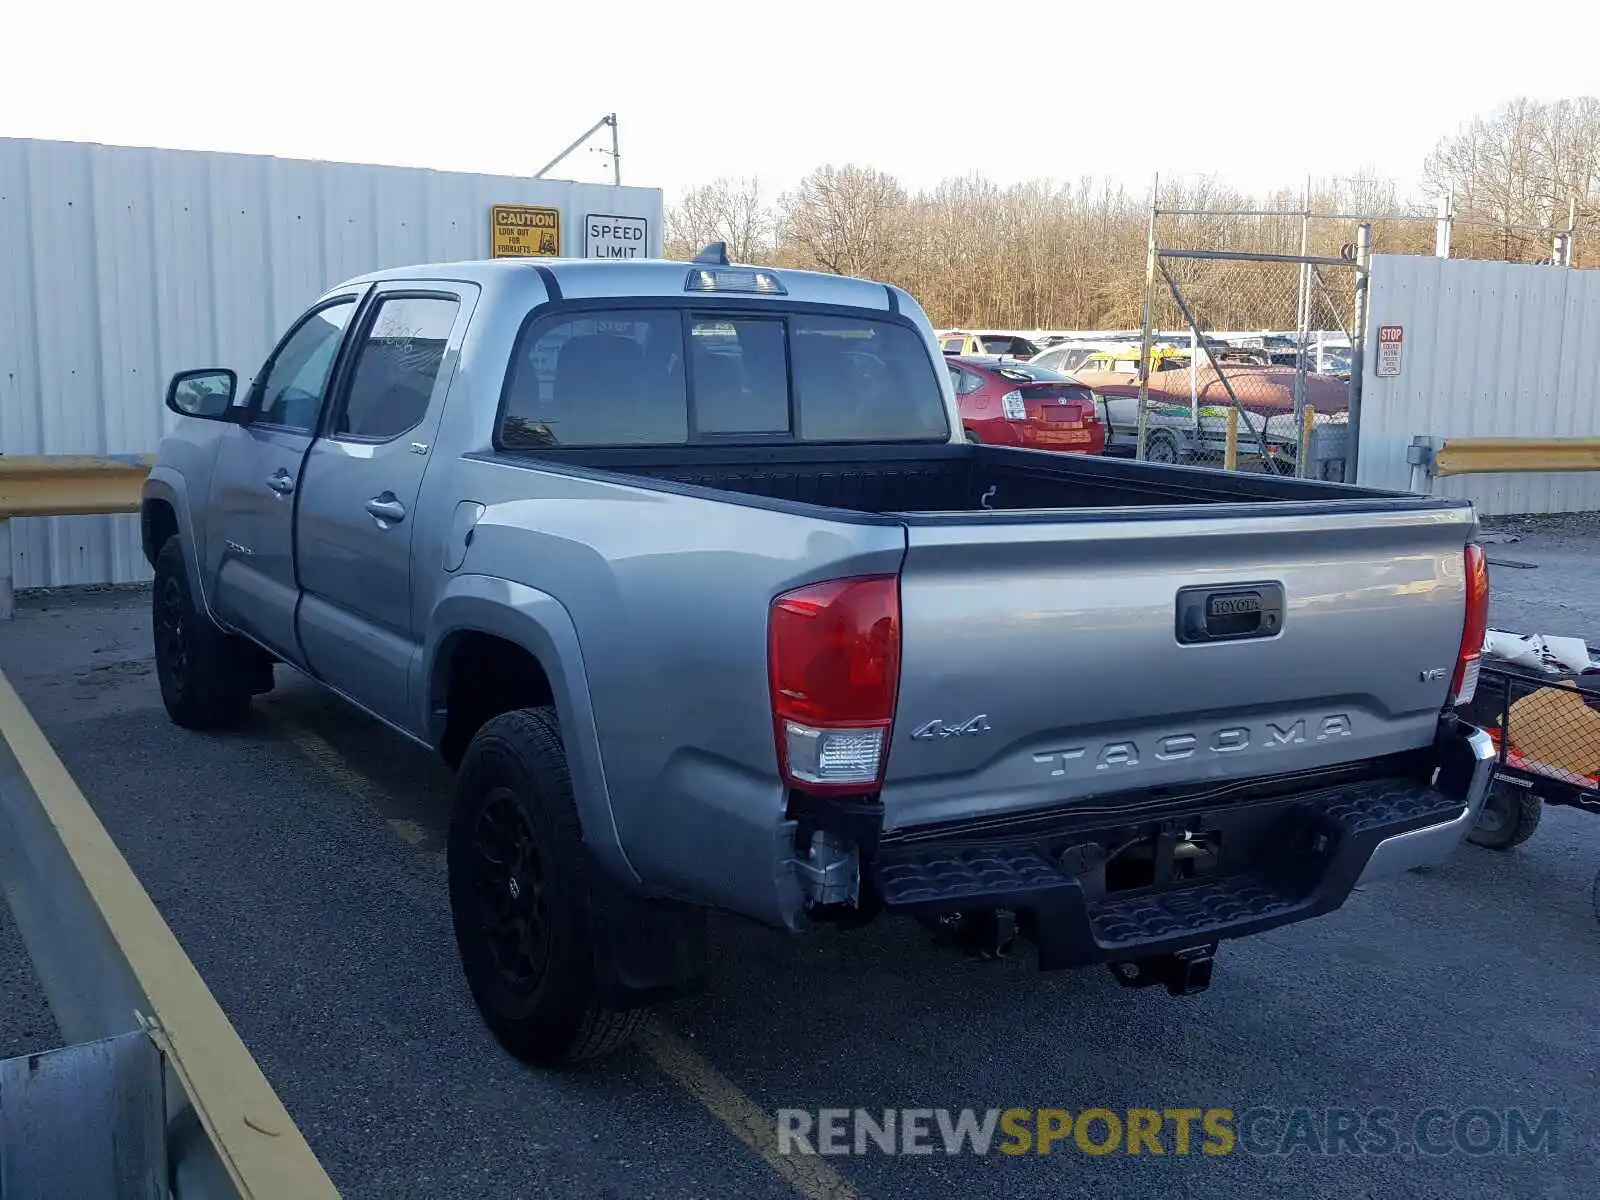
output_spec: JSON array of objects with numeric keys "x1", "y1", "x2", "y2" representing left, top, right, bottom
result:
[{"x1": 1111, "y1": 247, "x2": 1364, "y2": 480}]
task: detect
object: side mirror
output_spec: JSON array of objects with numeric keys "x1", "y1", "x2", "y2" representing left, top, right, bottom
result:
[{"x1": 166, "y1": 368, "x2": 245, "y2": 422}]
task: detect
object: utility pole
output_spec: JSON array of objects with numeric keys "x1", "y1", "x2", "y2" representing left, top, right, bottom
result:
[
  {"x1": 1346, "y1": 222, "x2": 1372, "y2": 485},
  {"x1": 1293, "y1": 174, "x2": 1312, "y2": 471},
  {"x1": 534, "y1": 113, "x2": 620, "y2": 185},
  {"x1": 1136, "y1": 173, "x2": 1159, "y2": 461},
  {"x1": 1434, "y1": 191, "x2": 1452, "y2": 259}
]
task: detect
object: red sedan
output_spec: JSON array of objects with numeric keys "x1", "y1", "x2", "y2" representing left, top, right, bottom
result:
[{"x1": 944, "y1": 356, "x2": 1106, "y2": 453}]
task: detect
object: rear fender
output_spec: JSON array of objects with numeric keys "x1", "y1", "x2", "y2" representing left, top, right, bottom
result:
[{"x1": 422, "y1": 575, "x2": 637, "y2": 887}]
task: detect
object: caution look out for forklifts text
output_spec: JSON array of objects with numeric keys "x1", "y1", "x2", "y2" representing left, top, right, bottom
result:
[{"x1": 491, "y1": 204, "x2": 561, "y2": 258}]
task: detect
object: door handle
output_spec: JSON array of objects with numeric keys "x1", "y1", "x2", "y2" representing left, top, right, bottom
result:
[
  {"x1": 365, "y1": 494, "x2": 407, "y2": 526},
  {"x1": 266, "y1": 470, "x2": 295, "y2": 495}
]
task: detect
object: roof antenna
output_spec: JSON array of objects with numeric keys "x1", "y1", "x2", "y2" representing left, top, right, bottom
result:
[{"x1": 693, "y1": 242, "x2": 730, "y2": 266}]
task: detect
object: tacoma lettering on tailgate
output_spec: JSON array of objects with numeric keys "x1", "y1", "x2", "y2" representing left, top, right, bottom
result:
[{"x1": 1033, "y1": 715, "x2": 1353, "y2": 776}]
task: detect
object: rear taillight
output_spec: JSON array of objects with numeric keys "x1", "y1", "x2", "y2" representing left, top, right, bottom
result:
[
  {"x1": 1449, "y1": 543, "x2": 1490, "y2": 706},
  {"x1": 1000, "y1": 389, "x2": 1027, "y2": 420},
  {"x1": 768, "y1": 575, "x2": 901, "y2": 793}
]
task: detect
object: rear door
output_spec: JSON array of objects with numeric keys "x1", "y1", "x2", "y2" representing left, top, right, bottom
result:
[
  {"x1": 881, "y1": 505, "x2": 1476, "y2": 831},
  {"x1": 206, "y1": 295, "x2": 363, "y2": 661},
  {"x1": 294, "y1": 283, "x2": 476, "y2": 728}
]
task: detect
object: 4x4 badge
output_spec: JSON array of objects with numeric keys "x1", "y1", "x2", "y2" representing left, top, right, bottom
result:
[{"x1": 911, "y1": 715, "x2": 993, "y2": 741}]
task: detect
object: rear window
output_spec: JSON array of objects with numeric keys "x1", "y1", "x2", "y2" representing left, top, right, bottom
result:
[
  {"x1": 992, "y1": 362, "x2": 1072, "y2": 383},
  {"x1": 499, "y1": 307, "x2": 948, "y2": 447},
  {"x1": 982, "y1": 335, "x2": 1037, "y2": 356}
]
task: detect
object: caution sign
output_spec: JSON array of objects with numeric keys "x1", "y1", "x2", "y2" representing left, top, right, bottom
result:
[
  {"x1": 1376, "y1": 324, "x2": 1404, "y2": 377},
  {"x1": 491, "y1": 204, "x2": 561, "y2": 258}
]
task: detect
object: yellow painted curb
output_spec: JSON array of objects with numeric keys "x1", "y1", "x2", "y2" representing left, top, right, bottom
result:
[{"x1": 0, "y1": 667, "x2": 338, "y2": 1198}]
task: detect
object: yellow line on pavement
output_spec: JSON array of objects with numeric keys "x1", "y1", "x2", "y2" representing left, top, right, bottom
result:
[
  {"x1": 268, "y1": 708, "x2": 862, "y2": 1200},
  {"x1": 269, "y1": 710, "x2": 442, "y2": 863},
  {"x1": 639, "y1": 1024, "x2": 862, "y2": 1200}
]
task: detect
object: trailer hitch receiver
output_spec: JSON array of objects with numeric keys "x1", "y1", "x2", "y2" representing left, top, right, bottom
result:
[{"x1": 1108, "y1": 943, "x2": 1217, "y2": 996}]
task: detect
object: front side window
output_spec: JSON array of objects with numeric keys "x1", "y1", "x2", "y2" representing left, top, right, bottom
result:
[
  {"x1": 335, "y1": 296, "x2": 460, "y2": 440},
  {"x1": 498, "y1": 307, "x2": 948, "y2": 448},
  {"x1": 256, "y1": 301, "x2": 357, "y2": 431}
]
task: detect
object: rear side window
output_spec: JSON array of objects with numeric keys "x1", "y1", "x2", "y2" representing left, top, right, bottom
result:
[
  {"x1": 335, "y1": 296, "x2": 459, "y2": 440},
  {"x1": 498, "y1": 307, "x2": 948, "y2": 447}
]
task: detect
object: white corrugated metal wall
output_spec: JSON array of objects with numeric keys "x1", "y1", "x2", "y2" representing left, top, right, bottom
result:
[
  {"x1": 0, "y1": 137, "x2": 664, "y2": 589},
  {"x1": 1356, "y1": 253, "x2": 1600, "y2": 514}
]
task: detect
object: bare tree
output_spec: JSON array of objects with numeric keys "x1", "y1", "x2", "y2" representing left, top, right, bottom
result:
[
  {"x1": 778, "y1": 165, "x2": 909, "y2": 279},
  {"x1": 665, "y1": 176, "x2": 775, "y2": 262},
  {"x1": 653, "y1": 96, "x2": 1596, "y2": 326},
  {"x1": 1424, "y1": 97, "x2": 1600, "y2": 261}
]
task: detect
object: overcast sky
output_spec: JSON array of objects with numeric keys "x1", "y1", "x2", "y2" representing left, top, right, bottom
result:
[{"x1": 5, "y1": 0, "x2": 1596, "y2": 204}]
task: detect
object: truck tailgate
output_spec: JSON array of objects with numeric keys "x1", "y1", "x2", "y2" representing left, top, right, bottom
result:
[{"x1": 883, "y1": 503, "x2": 1475, "y2": 831}]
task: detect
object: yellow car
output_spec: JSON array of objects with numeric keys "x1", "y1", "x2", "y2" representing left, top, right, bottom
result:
[
  {"x1": 936, "y1": 330, "x2": 1040, "y2": 359},
  {"x1": 1073, "y1": 344, "x2": 1193, "y2": 374}
]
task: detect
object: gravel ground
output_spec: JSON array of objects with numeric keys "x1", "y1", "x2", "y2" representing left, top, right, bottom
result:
[
  {"x1": 1480, "y1": 512, "x2": 1600, "y2": 648},
  {"x1": 0, "y1": 557, "x2": 1596, "y2": 1198}
]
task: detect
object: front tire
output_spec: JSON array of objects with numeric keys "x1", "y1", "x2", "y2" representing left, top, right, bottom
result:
[
  {"x1": 448, "y1": 707, "x2": 647, "y2": 1066},
  {"x1": 152, "y1": 537, "x2": 262, "y2": 730},
  {"x1": 1467, "y1": 783, "x2": 1543, "y2": 850}
]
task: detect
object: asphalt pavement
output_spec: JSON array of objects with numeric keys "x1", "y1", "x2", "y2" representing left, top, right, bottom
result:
[
  {"x1": 1481, "y1": 512, "x2": 1600, "y2": 647},
  {"x1": 0, "y1": 580, "x2": 1596, "y2": 1199}
]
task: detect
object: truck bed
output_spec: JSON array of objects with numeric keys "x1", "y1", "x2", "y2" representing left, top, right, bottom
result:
[
  {"x1": 530, "y1": 443, "x2": 1431, "y2": 518},
  {"x1": 488, "y1": 439, "x2": 1476, "y2": 834}
]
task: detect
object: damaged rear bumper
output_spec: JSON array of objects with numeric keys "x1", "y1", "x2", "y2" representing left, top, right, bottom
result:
[{"x1": 799, "y1": 724, "x2": 1495, "y2": 972}]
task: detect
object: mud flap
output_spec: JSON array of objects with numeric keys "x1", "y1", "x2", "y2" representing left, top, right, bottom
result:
[{"x1": 587, "y1": 863, "x2": 709, "y2": 1010}]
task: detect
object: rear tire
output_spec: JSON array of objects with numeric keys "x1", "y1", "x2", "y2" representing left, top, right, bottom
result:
[
  {"x1": 1145, "y1": 430, "x2": 1181, "y2": 464},
  {"x1": 964, "y1": 429, "x2": 981, "y2": 444},
  {"x1": 1467, "y1": 783, "x2": 1543, "y2": 851},
  {"x1": 152, "y1": 537, "x2": 262, "y2": 730},
  {"x1": 448, "y1": 707, "x2": 648, "y2": 1066}
]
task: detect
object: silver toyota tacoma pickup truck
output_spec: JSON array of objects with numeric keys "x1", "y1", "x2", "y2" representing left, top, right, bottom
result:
[{"x1": 143, "y1": 247, "x2": 1495, "y2": 1066}]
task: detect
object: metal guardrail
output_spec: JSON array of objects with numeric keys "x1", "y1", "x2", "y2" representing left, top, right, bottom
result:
[
  {"x1": 0, "y1": 665, "x2": 338, "y2": 1197},
  {"x1": 0, "y1": 455, "x2": 153, "y2": 619},
  {"x1": 1407, "y1": 435, "x2": 1600, "y2": 492}
]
